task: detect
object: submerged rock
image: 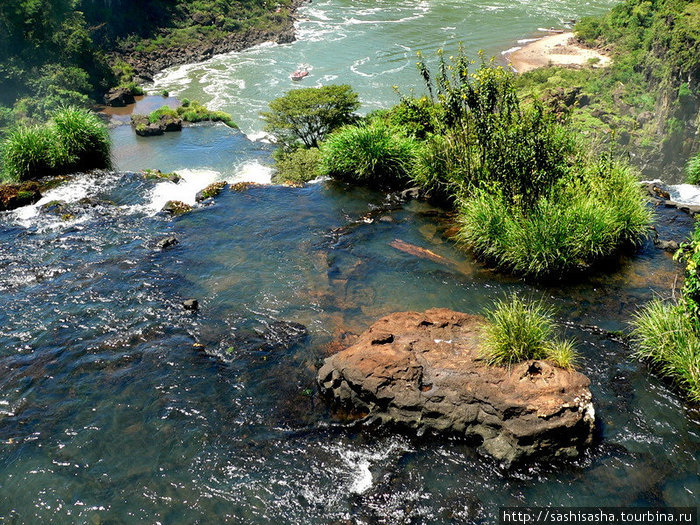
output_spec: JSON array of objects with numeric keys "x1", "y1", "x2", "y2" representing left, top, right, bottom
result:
[
  {"x1": 156, "y1": 236, "x2": 179, "y2": 250},
  {"x1": 317, "y1": 308, "x2": 595, "y2": 465},
  {"x1": 183, "y1": 299, "x2": 199, "y2": 311},
  {"x1": 0, "y1": 182, "x2": 41, "y2": 211},
  {"x1": 161, "y1": 200, "x2": 192, "y2": 216}
]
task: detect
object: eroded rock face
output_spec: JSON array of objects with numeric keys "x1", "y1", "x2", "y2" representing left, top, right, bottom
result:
[{"x1": 317, "y1": 308, "x2": 595, "y2": 465}]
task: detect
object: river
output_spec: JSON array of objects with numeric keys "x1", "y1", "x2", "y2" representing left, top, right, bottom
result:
[{"x1": 0, "y1": 0, "x2": 698, "y2": 522}]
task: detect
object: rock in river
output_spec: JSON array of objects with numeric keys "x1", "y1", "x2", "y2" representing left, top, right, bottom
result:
[{"x1": 317, "y1": 308, "x2": 595, "y2": 465}]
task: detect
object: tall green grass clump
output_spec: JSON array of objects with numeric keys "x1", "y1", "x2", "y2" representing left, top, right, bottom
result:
[
  {"x1": 1, "y1": 106, "x2": 111, "y2": 181},
  {"x1": 0, "y1": 125, "x2": 64, "y2": 182},
  {"x1": 631, "y1": 300, "x2": 700, "y2": 403},
  {"x1": 459, "y1": 158, "x2": 652, "y2": 278},
  {"x1": 686, "y1": 151, "x2": 700, "y2": 185},
  {"x1": 319, "y1": 122, "x2": 421, "y2": 188},
  {"x1": 482, "y1": 295, "x2": 578, "y2": 369},
  {"x1": 51, "y1": 107, "x2": 111, "y2": 172}
]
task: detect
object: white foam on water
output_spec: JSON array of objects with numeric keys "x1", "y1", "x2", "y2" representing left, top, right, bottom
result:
[
  {"x1": 668, "y1": 184, "x2": 700, "y2": 205},
  {"x1": 502, "y1": 46, "x2": 522, "y2": 55},
  {"x1": 12, "y1": 173, "x2": 120, "y2": 227},
  {"x1": 147, "y1": 168, "x2": 221, "y2": 213},
  {"x1": 245, "y1": 130, "x2": 275, "y2": 143},
  {"x1": 231, "y1": 160, "x2": 274, "y2": 185},
  {"x1": 336, "y1": 439, "x2": 411, "y2": 495},
  {"x1": 145, "y1": 161, "x2": 273, "y2": 214}
]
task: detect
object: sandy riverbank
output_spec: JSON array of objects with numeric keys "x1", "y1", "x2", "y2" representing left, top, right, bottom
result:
[{"x1": 507, "y1": 32, "x2": 610, "y2": 74}]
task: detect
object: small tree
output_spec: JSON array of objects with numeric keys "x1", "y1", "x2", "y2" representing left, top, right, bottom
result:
[{"x1": 261, "y1": 84, "x2": 360, "y2": 149}]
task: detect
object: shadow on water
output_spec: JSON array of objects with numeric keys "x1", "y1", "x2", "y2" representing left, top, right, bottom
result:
[{"x1": 0, "y1": 126, "x2": 697, "y2": 522}]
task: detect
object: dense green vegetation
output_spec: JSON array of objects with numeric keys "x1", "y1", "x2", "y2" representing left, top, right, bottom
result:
[
  {"x1": 686, "y1": 151, "x2": 700, "y2": 183},
  {"x1": 272, "y1": 147, "x2": 321, "y2": 184},
  {"x1": 517, "y1": 0, "x2": 700, "y2": 173},
  {"x1": 482, "y1": 295, "x2": 578, "y2": 369},
  {"x1": 1, "y1": 107, "x2": 111, "y2": 182},
  {"x1": 632, "y1": 222, "x2": 700, "y2": 403},
  {"x1": 0, "y1": 0, "x2": 285, "y2": 130},
  {"x1": 83, "y1": 0, "x2": 295, "y2": 53},
  {"x1": 291, "y1": 53, "x2": 650, "y2": 279},
  {"x1": 0, "y1": 0, "x2": 113, "y2": 126}
]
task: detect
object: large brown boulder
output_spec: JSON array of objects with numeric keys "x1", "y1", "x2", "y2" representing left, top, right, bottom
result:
[{"x1": 317, "y1": 308, "x2": 595, "y2": 465}]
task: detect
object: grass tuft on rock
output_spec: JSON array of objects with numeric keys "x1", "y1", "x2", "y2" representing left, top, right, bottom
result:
[{"x1": 482, "y1": 294, "x2": 579, "y2": 369}]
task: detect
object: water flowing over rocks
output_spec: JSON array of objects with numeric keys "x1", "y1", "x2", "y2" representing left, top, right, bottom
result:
[{"x1": 318, "y1": 308, "x2": 596, "y2": 465}]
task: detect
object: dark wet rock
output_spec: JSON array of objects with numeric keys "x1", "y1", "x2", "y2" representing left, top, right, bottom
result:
[
  {"x1": 195, "y1": 182, "x2": 228, "y2": 202},
  {"x1": 654, "y1": 239, "x2": 680, "y2": 252},
  {"x1": 318, "y1": 308, "x2": 596, "y2": 465},
  {"x1": 104, "y1": 87, "x2": 136, "y2": 107},
  {"x1": 142, "y1": 169, "x2": 181, "y2": 183},
  {"x1": 40, "y1": 200, "x2": 68, "y2": 214},
  {"x1": 161, "y1": 200, "x2": 193, "y2": 216},
  {"x1": 0, "y1": 182, "x2": 41, "y2": 211},
  {"x1": 678, "y1": 204, "x2": 700, "y2": 216},
  {"x1": 643, "y1": 182, "x2": 671, "y2": 200},
  {"x1": 160, "y1": 116, "x2": 182, "y2": 132},
  {"x1": 156, "y1": 236, "x2": 179, "y2": 250},
  {"x1": 182, "y1": 299, "x2": 199, "y2": 311}
]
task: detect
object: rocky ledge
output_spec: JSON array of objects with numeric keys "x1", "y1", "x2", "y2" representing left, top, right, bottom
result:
[
  {"x1": 318, "y1": 308, "x2": 595, "y2": 465},
  {"x1": 114, "y1": 0, "x2": 309, "y2": 81}
]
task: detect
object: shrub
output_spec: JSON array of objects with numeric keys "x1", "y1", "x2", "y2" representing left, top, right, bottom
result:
[
  {"x1": 631, "y1": 299, "x2": 700, "y2": 403},
  {"x1": 273, "y1": 147, "x2": 321, "y2": 184},
  {"x1": 319, "y1": 122, "x2": 421, "y2": 189},
  {"x1": 175, "y1": 101, "x2": 236, "y2": 127},
  {"x1": 482, "y1": 294, "x2": 578, "y2": 368},
  {"x1": 261, "y1": 85, "x2": 360, "y2": 149},
  {"x1": 686, "y1": 152, "x2": 700, "y2": 184},
  {"x1": 51, "y1": 106, "x2": 111, "y2": 172}
]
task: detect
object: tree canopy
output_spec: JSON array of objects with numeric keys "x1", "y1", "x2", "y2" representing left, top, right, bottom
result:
[{"x1": 261, "y1": 85, "x2": 360, "y2": 149}]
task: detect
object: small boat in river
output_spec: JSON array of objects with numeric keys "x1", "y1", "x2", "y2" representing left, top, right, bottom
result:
[{"x1": 291, "y1": 66, "x2": 309, "y2": 81}]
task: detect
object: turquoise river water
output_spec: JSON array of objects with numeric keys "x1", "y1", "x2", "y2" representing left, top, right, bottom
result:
[{"x1": 1, "y1": 0, "x2": 698, "y2": 523}]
